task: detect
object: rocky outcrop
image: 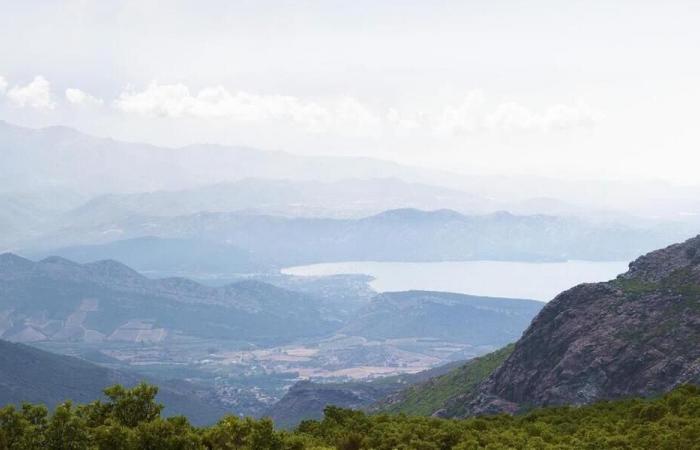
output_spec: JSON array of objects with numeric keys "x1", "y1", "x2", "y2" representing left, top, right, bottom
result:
[{"x1": 459, "y1": 235, "x2": 700, "y2": 416}]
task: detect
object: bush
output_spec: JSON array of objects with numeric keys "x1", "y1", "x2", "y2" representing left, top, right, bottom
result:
[{"x1": 0, "y1": 384, "x2": 698, "y2": 449}]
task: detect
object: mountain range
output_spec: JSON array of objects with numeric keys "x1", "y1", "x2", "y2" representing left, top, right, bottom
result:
[
  {"x1": 0, "y1": 253, "x2": 544, "y2": 347},
  {"x1": 0, "y1": 253, "x2": 335, "y2": 344},
  {"x1": 3, "y1": 120, "x2": 700, "y2": 224},
  {"x1": 27, "y1": 209, "x2": 694, "y2": 267}
]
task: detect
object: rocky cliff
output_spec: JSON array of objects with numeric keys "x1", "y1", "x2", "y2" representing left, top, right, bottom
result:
[{"x1": 456, "y1": 235, "x2": 700, "y2": 416}]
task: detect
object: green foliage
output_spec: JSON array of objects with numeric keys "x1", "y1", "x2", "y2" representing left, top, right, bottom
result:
[
  {"x1": 1, "y1": 383, "x2": 699, "y2": 449},
  {"x1": 102, "y1": 383, "x2": 164, "y2": 428}
]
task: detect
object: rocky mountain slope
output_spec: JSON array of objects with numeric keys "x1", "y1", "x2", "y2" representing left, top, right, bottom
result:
[
  {"x1": 454, "y1": 235, "x2": 700, "y2": 416},
  {"x1": 0, "y1": 339, "x2": 228, "y2": 425}
]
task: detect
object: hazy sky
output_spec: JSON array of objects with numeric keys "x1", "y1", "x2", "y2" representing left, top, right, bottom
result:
[{"x1": 1, "y1": 1, "x2": 699, "y2": 183}]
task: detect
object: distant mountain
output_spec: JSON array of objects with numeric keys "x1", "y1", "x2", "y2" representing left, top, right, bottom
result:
[
  {"x1": 0, "y1": 339, "x2": 228, "y2": 425},
  {"x1": 341, "y1": 291, "x2": 542, "y2": 346},
  {"x1": 28, "y1": 236, "x2": 264, "y2": 275},
  {"x1": 0, "y1": 120, "x2": 453, "y2": 196},
  {"x1": 65, "y1": 178, "x2": 495, "y2": 222},
  {"x1": 266, "y1": 360, "x2": 464, "y2": 429},
  {"x1": 0, "y1": 253, "x2": 336, "y2": 345},
  {"x1": 29, "y1": 209, "x2": 694, "y2": 264},
  {"x1": 451, "y1": 235, "x2": 700, "y2": 416},
  {"x1": 0, "y1": 190, "x2": 87, "y2": 250},
  {"x1": 4, "y1": 120, "x2": 700, "y2": 221}
]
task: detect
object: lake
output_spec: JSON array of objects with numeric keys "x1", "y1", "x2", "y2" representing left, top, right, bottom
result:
[{"x1": 282, "y1": 260, "x2": 630, "y2": 302}]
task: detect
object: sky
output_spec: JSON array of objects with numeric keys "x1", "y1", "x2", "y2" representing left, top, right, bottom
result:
[{"x1": 1, "y1": 0, "x2": 700, "y2": 184}]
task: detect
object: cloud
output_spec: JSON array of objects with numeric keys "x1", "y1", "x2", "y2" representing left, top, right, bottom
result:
[
  {"x1": 113, "y1": 82, "x2": 599, "y2": 138},
  {"x1": 65, "y1": 88, "x2": 103, "y2": 107},
  {"x1": 485, "y1": 101, "x2": 599, "y2": 133},
  {"x1": 114, "y1": 82, "x2": 382, "y2": 136},
  {"x1": 0, "y1": 76, "x2": 7, "y2": 95},
  {"x1": 397, "y1": 93, "x2": 600, "y2": 138},
  {"x1": 7, "y1": 76, "x2": 55, "y2": 109},
  {"x1": 431, "y1": 90, "x2": 486, "y2": 137}
]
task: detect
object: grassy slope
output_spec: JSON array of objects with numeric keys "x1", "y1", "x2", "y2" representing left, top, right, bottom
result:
[{"x1": 372, "y1": 344, "x2": 514, "y2": 416}]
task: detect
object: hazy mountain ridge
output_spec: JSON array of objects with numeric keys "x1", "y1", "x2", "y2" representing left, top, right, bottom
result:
[
  {"x1": 0, "y1": 121, "x2": 454, "y2": 196},
  {"x1": 65, "y1": 178, "x2": 496, "y2": 222},
  {"x1": 3, "y1": 121, "x2": 700, "y2": 223},
  {"x1": 341, "y1": 291, "x2": 542, "y2": 345},
  {"x1": 27, "y1": 209, "x2": 694, "y2": 265},
  {"x1": 27, "y1": 237, "x2": 263, "y2": 278},
  {"x1": 0, "y1": 253, "x2": 335, "y2": 344}
]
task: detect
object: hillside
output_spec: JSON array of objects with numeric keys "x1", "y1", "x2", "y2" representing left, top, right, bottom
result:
[
  {"x1": 0, "y1": 340, "x2": 228, "y2": 425},
  {"x1": 0, "y1": 253, "x2": 336, "y2": 345},
  {"x1": 454, "y1": 235, "x2": 700, "y2": 416},
  {"x1": 369, "y1": 345, "x2": 514, "y2": 416},
  {"x1": 265, "y1": 360, "x2": 464, "y2": 429},
  {"x1": 342, "y1": 291, "x2": 542, "y2": 346}
]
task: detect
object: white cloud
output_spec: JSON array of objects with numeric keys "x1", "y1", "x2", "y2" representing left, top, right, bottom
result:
[
  {"x1": 7, "y1": 76, "x2": 55, "y2": 109},
  {"x1": 65, "y1": 88, "x2": 103, "y2": 107},
  {"x1": 114, "y1": 82, "x2": 382, "y2": 136},
  {"x1": 431, "y1": 90, "x2": 486, "y2": 137},
  {"x1": 541, "y1": 104, "x2": 599, "y2": 130},
  {"x1": 396, "y1": 93, "x2": 600, "y2": 138},
  {"x1": 485, "y1": 102, "x2": 541, "y2": 132},
  {"x1": 113, "y1": 82, "x2": 599, "y2": 138},
  {"x1": 0, "y1": 76, "x2": 7, "y2": 95},
  {"x1": 485, "y1": 101, "x2": 599, "y2": 133}
]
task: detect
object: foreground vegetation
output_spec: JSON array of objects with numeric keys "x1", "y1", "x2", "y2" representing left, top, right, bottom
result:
[{"x1": 1, "y1": 383, "x2": 699, "y2": 449}]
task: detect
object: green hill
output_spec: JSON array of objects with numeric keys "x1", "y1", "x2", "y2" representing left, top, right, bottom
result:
[{"x1": 369, "y1": 344, "x2": 514, "y2": 416}]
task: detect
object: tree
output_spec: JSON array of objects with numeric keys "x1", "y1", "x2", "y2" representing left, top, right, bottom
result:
[{"x1": 103, "y1": 383, "x2": 164, "y2": 428}]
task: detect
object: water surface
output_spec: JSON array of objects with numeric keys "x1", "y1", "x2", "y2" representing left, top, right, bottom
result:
[{"x1": 283, "y1": 260, "x2": 629, "y2": 302}]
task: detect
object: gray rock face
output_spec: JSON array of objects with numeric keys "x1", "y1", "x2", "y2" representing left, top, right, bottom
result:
[{"x1": 460, "y1": 235, "x2": 700, "y2": 416}]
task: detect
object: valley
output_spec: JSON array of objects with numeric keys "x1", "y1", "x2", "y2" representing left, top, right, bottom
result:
[
  {"x1": 1, "y1": 5, "x2": 699, "y2": 447},
  {"x1": 0, "y1": 252, "x2": 546, "y2": 417}
]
